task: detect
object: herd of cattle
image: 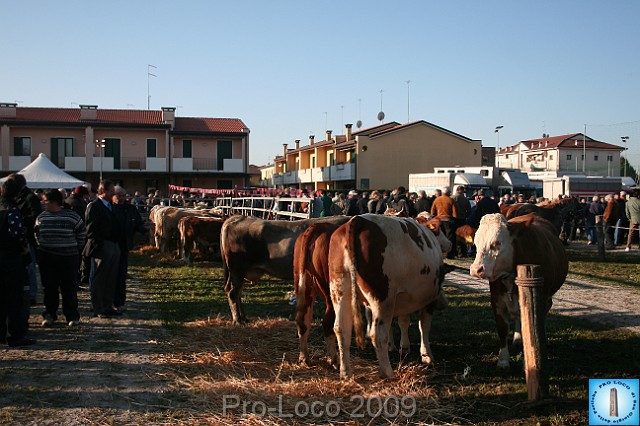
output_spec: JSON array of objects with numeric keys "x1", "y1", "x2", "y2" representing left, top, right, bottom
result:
[{"x1": 148, "y1": 203, "x2": 569, "y2": 379}]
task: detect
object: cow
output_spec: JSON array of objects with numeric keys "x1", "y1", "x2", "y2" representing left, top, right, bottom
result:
[
  {"x1": 220, "y1": 215, "x2": 349, "y2": 325},
  {"x1": 329, "y1": 214, "x2": 452, "y2": 379},
  {"x1": 455, "y1": 224, "x2": 477, "y2": 256},
  {"x1": 470, "y1": 213, "x2": 568, "y2": 368},
  {"x1": 295, "y1": 216, "x2": 449, "y2": 367},
  {"x1": 500, "y1": 197, "x2": 583, "y2": 244},
  {"x1": 178, "y1": 216, "x2": 226, "y2": 263},
  {"x1": 293, "y1": 222, "x2": 344, "y2": 365},
  {"x1": 153, "y1": 207, "x2": 217, "y2": 255}
]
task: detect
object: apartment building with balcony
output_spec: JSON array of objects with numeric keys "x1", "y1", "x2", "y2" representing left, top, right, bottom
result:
[
  {"x1": 0, "y1": 103, "x2": 249, "y2": 194},
  {"x1": 262, "y1": 120, "x2": 482, "y2": 191},
  {"x1": 496, "y1": 133, "x2": 624, "y2": 176}
]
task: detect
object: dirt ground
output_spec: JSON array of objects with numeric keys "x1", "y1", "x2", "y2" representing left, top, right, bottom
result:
[{"x1": 1, "y1": 248, "x2": 638, "y2": 424}]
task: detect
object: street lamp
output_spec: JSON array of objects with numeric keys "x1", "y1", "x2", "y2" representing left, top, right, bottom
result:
[
  {"x1": 621, "y1": 136, "x2": 629, "y2": 177},
  {"x1": 495, "y1": 125, "x2": 504, "y2": 167},
  {"x1": 96, "y1": 139, "x2": 106, "y2": 181}
]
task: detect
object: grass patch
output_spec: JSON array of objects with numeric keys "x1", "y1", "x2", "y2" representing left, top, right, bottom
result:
[{"x1": 129, "y1": 248, "x2": 640, "y2": 425}]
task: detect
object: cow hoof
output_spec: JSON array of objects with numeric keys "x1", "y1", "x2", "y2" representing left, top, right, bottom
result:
[
  {"x1": 299, "y1": 354, "x2": 311, "y2": 365},
  {"x1": 379, "y1": 371, "x2": 396, "y2": 380},
  {"x1": 421, "y1": 354, "x2": 434, "y2": 366},
  {"x1": 496, "y1": 359, "x2": 510, "y2": 369}
]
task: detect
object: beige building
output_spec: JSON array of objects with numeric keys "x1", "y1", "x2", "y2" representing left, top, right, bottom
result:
[
  {"x1": 496, "y1": 133, "x2": 624, "y2": 176},
  {"x1": 0, "y1": 103, "x2": 250, "y2": 194},
  {"x1": 262, "y1": 120, "x2": 482, "y2": 190}
]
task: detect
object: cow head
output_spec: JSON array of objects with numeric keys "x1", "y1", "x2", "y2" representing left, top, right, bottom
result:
[
  {"x1": 414, "y1": 216, "x2": 452, "y2": 256},
  {"x1": 470, "y1": 213, "x2": 527, "y2": 281}
]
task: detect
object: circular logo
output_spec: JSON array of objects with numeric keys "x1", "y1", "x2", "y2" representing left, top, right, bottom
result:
[{"x1": 589, "y1": 379, "x2": 639, "y2": 425}]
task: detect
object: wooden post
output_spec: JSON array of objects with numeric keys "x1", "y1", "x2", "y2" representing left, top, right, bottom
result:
[
  {"x1": 595, "y1": 215, "x2": 605, "y2": 260},
  {"x1": 515, "y1": 264, "x2": 549, "y2": 402}
]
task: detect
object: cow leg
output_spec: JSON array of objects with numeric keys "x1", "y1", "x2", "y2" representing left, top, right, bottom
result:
[
  {"x1": 371, "y1": 308, "x2": 395, "y2": 379},
  {"x1": 490, "y1": 280, "x2": 512, "y2": 368},
  {"x1": 332, "y1": 287, "x2": 353, "y2": 379},
  {"x1": 224, "y1": 274, "x2": 246, "y2": 325},
  {"x1": 322, "y1": 297, "x2": 338, "y2": 366},
  {"x1": 365, "y1": 306, "x2": 373, "y2": 340},
  {"x1": 397, "y1": 315, "x2": 411, "y2": 358},
  {"x1": 295, "y1": 273, "x2": 315, "y2": 364},
  {"x1": 418, "y1": 306, "x2": 436, "y2": 366}
]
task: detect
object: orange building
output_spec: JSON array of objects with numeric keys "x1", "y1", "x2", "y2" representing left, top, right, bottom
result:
[{"x1": 0, "y1": 103, "x2": 250, "y2": 194}]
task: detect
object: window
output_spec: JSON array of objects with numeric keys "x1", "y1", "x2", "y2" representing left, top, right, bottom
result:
[
  {"x1": 147, "y1": 139, "x2": 157, "y2": 157},
  {"x1": 567, "y1": 154, "x2": 572, "y2": 161},
  {"x1": 549, "y1": 155, "x2": 554, "y2": 160},
  {"x1": 594, "y1": 155, "x2": 599, "y2": 161},
  {"x1": 13, "y1": 137, "x2": 31, "y2": 156},
  {"x1": 183, "y1": 140, "x2": 192, "y2": 158},
  {"x1": 607, "y1": 155, "x2": 613, "y2": 161},
  {"x1": 360, "y1": 178, "x2": 370, "y2": 189},
  {"x1": 581, "y1": 155, "x2": 585, "y2": 160},
  {"x1": 51, "y1": 137, "x2": 73, "y2": 167}
]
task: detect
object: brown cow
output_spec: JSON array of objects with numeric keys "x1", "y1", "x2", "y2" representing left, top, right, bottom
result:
[
  {"x1": 470, "y1": 213, "x2": 568, "y2": 368},
  {"x1": 178, "y1": 216, "x2": 226, "y2": 263},
  {"x1": 220, "y1": 215, "x2": 349, "y2": 324},
  {"x1": 329, "y1": 214, "x2": 452, "y2": 379},
  {"x1": 293, "y1": 222, "x2": 344, "y2": 365}
]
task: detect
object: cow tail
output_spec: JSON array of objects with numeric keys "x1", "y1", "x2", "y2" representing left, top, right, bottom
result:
[
  {"x1": 220, "y1": 223, "x2": 230, "y2": 290},
  {"x1": 348, "y1": 217, "x2": 366, "y2": 350}
]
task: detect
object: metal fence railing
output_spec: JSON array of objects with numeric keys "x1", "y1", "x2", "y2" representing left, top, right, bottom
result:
[{"x1": 214, "y1": 197, "x2": 313, "y2": 220}]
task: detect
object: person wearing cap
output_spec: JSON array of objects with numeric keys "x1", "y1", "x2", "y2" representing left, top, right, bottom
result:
[
  {"x1": 467, "y1": 189, "x2": 500, "y2": 230},
  {"x1": 345, "y1": 190, "x2": 361, "y2": 216},
  {"x1": 431, "y1": 186, "x2": 457, "y2": 258}
]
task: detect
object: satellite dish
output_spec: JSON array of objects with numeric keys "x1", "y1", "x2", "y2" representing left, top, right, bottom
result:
[
  {"x1": 356, "y1": 120, "x2": 362, "y2": 129},
  {"x1": 377, "y1": 111, "x2": 385, "y2": 122}
]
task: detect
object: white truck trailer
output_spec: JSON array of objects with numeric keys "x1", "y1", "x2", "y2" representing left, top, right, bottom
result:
[{"x1": 542, "y1": 175, "x2": 622, "y2": 199}]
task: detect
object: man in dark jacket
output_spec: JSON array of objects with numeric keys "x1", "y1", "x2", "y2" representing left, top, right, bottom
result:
[
  {"x1": 467, "y1": 190, "x2": 500, "y2": 229},
  {"x1": 9, "y1": 173, "x2": 41, "y2": 327},
  {"x1": 83, "y1": 180, "x2": 122, "y2": 317},
  {"x1": 112, "y1": 185, "x2": 146, "y2": 310}
]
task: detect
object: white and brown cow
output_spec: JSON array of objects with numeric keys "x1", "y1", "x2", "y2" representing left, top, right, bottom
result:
[
  {"x1": 178, "y1": 216, "x2": 226, "y2": 263},
  {"x1": 153, "y1": 207, "x2": 217, "y2": 255},
  {"x1": 329, "y1": 214, "x2": 451, "y2": 379},
  {"x1": 470, "y1": 213, "x2": 568, "y2": 368},
  {"x1": 220, "y1": 215, "x2": 349, "y2": 325}
]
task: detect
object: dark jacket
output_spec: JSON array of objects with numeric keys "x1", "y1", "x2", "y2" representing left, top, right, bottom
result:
[
  {"x1": 68, "y1": 194, "x2": 88, "y2": 222},
  {"x1": 83, "y1": 198, "x2": 120, "y2": 258},
  {"x1": 15, "y1": 186, "x2": 42, "y2": 246},
  {"x1": 467, "y1": 197, "x2": 500, "y2": 229},
  {"x1": 113, "y1": 203, "x2": 146, "y2": 251}
]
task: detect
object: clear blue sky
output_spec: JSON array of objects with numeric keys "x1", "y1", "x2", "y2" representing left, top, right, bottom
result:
[{"x1": 2, "y1": 0, "x2": 639, "y2": 171}]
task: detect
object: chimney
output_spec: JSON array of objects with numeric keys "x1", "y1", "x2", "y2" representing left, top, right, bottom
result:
[
  {"x1": 283, "y1": 143, "x2": 288, "y2": 157},
  {"x1": 162, "y1": 107, "x2": 176, "y2": 128},
  {"x1": 294, "y1": 139, "x2": 300, "y2": 150},
  {"x1": 309, "y1": 135, "x2": 315, "y2": 145},
  {"x1": 326, "y1": 130, "x2": 333, "y2": 141},
  {"x1": 345, "y1": 123, "x2": 353, "y2": 141},
  {"x1": 79, "y1": 104, "x2": 98, "y2": 120},
  {"x1": 0, "y1": 102, "x2": 17, "y2": 119}
]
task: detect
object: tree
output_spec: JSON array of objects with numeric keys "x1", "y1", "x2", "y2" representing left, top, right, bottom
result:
[{"x1": 620, "y1": 156, "x2": 638, "y2": 183}]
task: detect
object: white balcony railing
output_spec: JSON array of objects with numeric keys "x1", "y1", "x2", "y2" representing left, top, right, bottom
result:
[
  {"x1": 9, "y1": 156, "x2": 31, "y2": 170},
  {"x1": 312, "y1": 166, "x2": 332, "y2": 182},
  {"x1": 298, "y1": 168, "x2": 313, "y2": 183},
  {"x1": 331, "y1": 162, "x2": 355, "y2": 180}
]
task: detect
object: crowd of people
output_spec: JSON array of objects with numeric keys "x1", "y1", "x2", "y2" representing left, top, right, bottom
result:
[
  {"x1": 579, "y1": 190, "x2": 640, "y2": 250},
  {"x1": 0, "y1": 176, "x2": 146, "y2": 348}
]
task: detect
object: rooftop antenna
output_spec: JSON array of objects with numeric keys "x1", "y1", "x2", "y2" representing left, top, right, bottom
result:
[
  {"x1": 356, "y1": 98, "x2": 362, "y2": 128},
  {"x1": 147, "y1": 64, "x2": 157, "y2": 110},
  {"x1": 377, "y1": 89, "x2": 385, "y2": 123}
]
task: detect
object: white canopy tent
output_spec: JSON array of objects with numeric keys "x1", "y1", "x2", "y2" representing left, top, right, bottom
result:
[{"x1": 0, "y1": 153, "x2": 87, "y2": 189}]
